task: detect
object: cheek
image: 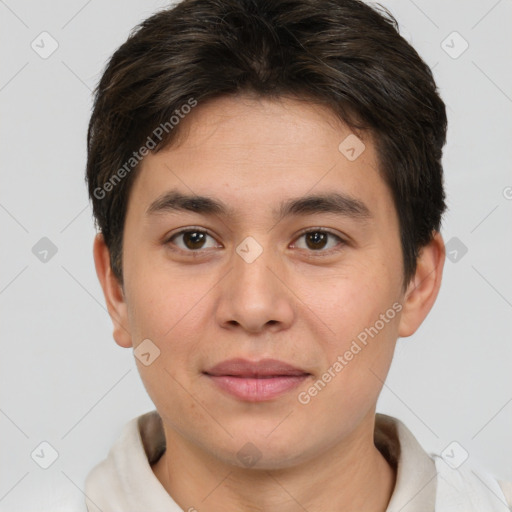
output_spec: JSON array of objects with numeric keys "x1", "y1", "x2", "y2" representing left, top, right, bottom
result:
[
  {"x1": 125, "y1": 268, "x2": 218, "y2": 397},
  {"x1": 125, "y1": 261, "x2": 209, "y2": 341},
  {"x1": 303, "y1": 270, "x2": 384, "y2": 334},
  {"x1": 309, "y1": 268, "x2": 401, "y2": 371},
  {"x1": 299, "y1": 289, "x2": 399, "y2": 426}
]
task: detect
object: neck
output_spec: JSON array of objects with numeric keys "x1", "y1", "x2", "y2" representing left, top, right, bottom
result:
[{"x1": 152, "y1": 411, "x2": 396, "y2": 512}]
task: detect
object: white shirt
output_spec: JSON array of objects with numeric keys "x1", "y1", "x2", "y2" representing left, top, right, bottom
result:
[{"x1": 83, "y1": 410, "x2": 512, "y2": 511}]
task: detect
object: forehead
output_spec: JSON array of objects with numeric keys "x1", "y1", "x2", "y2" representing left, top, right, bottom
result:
[{"x1": 128, "y1": 95, "x2": 396, "y2": 224}]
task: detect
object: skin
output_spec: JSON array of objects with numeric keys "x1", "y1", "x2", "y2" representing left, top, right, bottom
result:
[{"x1": 94, "y1": 94, "x2": 445, "y2": 512}]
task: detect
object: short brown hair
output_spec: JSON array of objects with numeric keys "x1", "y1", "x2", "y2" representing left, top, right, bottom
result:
[{"x1": 86, "y1": 0, "x2": 447, "y2": 289}]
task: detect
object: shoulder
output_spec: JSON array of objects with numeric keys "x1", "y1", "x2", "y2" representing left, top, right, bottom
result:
[
  {"x1": 432, "y1": 454, "x2": 512, "y2": 510},
  {"x1": 376, "y1": 414, "x2": 512, "y2": 511},
  {"x1": 497, "y1": 479, "x2": 512, "y2": 508}
]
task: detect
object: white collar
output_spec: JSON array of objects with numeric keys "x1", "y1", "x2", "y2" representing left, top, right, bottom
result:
[{"x1": 84, "y1": 411, "x2": 440, "y2": 511}]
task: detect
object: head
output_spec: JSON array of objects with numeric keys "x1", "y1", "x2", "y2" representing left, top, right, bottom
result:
[{"x1": 89, "y1": 0, "x2": 446, "y2": 469}]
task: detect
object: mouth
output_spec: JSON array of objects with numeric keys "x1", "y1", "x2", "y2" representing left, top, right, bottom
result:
[{"x1": 203, "y1": 358, "x2": 311, "y2": 402}]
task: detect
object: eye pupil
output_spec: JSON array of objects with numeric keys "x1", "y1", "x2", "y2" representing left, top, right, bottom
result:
[
  {"x1": 306, "y1": 232, "x2": 328, "y2": 250},
  {"x1": 184, "y1": 231, "x2": 206, "y2": 249}
]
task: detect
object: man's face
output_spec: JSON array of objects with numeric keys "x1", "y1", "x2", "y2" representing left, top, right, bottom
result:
[{"x1": 115, "y1": 95, "x2": 409, "y2": 467}]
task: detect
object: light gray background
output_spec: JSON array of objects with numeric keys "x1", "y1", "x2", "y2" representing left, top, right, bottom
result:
[{"x1": 1, "y1": 0, "x2": 511, "y2": 510}]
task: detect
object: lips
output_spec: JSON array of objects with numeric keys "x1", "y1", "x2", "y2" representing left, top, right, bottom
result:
[
  {"x1": 203, "y1": 358, "x2": 311, "y2": 401},
  {"x1": 204, "y1": 358, "x2": 310, "y2": 377}
]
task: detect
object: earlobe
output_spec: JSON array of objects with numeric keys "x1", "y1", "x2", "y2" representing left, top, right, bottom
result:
[
  {"x1": 398, "y1": 232, "x2": 445, "y2": 338},
  {"x1": 92, "y1": 233, "x2": 133, "y2": 348}
]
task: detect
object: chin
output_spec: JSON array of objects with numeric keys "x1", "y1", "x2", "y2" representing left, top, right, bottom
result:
[{"x1": 207, "y1": 431, "x2": 318, "y2": 471}]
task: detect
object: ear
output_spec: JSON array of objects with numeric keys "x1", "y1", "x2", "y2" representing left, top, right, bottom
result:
[
  {"x1": 93, "y1": 233, "x2": 133, "y2": 348},
  {"x1": 398, "y1": 231, "x2": 445, "y2": 338}
]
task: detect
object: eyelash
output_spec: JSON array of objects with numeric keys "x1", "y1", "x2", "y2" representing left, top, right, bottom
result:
[{"x1": 164, "y1": 227, "x2": 346, "y2": 257}]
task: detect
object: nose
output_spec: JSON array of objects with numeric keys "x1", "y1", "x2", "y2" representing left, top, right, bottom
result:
[{"x1": 215, "y1": 238, "x2": 295, "y2": 334}]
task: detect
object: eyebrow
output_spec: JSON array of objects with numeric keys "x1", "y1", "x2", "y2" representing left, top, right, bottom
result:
[{"x1": 146, "y1": 189, "x2": 372, "y2": 222}]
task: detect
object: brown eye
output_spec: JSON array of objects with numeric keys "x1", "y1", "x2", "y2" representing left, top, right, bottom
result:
[
  {"x1": 167, "y1": 229, "x2": 219, "y2": 251},
  {"x1": 182, "y1": 231, "x2": 207, "y2": 249},
  {"x1": 293, "y1": 230, "x2": 344, "y2": 252},
  {"x1": 305, "y1": 231, "x2": 328, "y2": 250}
]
